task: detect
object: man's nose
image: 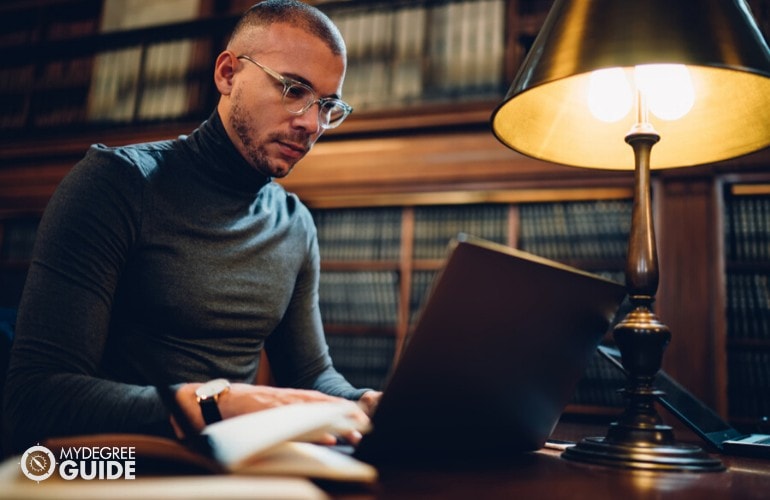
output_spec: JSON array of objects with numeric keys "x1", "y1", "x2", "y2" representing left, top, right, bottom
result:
[{"x1": 292, "y1": 104, "x2": 322, "y2": 134}]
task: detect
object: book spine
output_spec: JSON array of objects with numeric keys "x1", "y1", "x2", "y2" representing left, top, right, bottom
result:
[
  {"x1": 314, "y1": 207, "x2": 402, "y2": 261},
  {"x1": 723, "y1": 188, "x2": 770, "y2": 426},
  {"x1": 318, "y1": 271, "x2": 399, "y2": 327},
  {"x1": 569, "y1": 348, "x2": 625, "y2": 408},
  {"x1": 325, "y1": 334, "x2": 395, "y2": 390},
  {"x1": 412, "y1": 203, "x2": 508, "y2": 260},
  {"x1": 518, "y1": 199, "x2": 631, "y2": 271}
]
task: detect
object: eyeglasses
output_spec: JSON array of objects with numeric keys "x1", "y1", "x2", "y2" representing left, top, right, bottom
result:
[{"x1": 237, "y1": 55, "x2": 352, "y2": 130}]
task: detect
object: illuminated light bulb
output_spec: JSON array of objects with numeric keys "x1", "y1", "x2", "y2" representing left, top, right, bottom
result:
[
  {"x1": 634, "y1": 64, "x2": 695, "y2": 120},
  {"x1": 587, "y1": 67, "x2": 633, "y2": 122}
]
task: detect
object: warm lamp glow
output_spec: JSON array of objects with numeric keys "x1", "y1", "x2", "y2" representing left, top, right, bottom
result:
[
  {"x1": 491, "y1": 0, "x2": 770, "y2": 170},
  {"x1": 588, "y1": 65, "x2": 695, "y2": 124},
  {"x1": 635, "y1": 64, "x2": 695, "y2": 121},
  {"x1": 588, "y1": 68, "x2": 633, "y2": 123}
]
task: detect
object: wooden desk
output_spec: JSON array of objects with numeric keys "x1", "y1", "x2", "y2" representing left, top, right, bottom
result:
[
  {"x1": 2, "y1": 419, "x2": 766, "y2": 499},
  {"x1": 326, "y1": 419, "x2": 770, "y2": 500}
]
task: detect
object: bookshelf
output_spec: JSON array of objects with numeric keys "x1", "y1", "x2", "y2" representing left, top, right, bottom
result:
[
  {"x1": 331, "y1": 0, "x2": 508, "y2": 111},
  {"x1": 310, "y1": 191, "x2": 634, "y2": 393},
  {"x1": 0, "y1": 0, "x2": 535, "y2": 136},
  {"x1": 722, "y1": 182, "x2": 770, "y2": 428},
  {"x1": 0, "y1": 0, "x2": 102, "y2": 130}
]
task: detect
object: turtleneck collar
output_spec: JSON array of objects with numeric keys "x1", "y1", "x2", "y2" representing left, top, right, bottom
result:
[{"x1": 184, "y1": 109, "x2": 272, "y2": 193}]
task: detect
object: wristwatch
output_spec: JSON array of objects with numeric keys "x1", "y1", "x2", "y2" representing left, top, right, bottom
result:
[{"x1": 195, "y1": 378, "x2": 231, "y2": 425}]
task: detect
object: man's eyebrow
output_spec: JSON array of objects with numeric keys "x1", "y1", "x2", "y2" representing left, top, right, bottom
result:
[{"x1": 284, "y1": 72, "x2": 341, "y2": 100}]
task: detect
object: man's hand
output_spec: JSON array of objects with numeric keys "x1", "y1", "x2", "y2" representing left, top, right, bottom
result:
[
  {"x1": 357, "y1": 390, "x2": 382, "y2": 417},
  {"x1": 173, "y1": 383, "x2": 371, "y2": 444}
]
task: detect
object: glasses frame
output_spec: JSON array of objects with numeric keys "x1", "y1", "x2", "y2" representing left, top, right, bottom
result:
[{"x1": 236, "y1": 55, "x2": 352, "y2": 130}]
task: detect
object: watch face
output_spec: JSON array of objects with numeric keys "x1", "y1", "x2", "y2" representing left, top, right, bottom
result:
[{"x1": 196, "y1": 378, "x2": 230, "y2": 399}]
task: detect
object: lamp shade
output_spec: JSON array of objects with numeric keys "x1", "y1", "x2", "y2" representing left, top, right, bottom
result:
[{"x1": 491, "y1": 0, "x2": 770, "y2": 170}]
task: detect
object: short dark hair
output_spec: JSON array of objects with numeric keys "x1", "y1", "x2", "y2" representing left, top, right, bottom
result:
[{"x1": 229, "y1": 0, "x2": 345, "y2": 56}]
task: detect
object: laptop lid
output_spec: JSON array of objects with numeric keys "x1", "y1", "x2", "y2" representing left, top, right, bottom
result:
[{"x1": 355, "y1": 234, "x2": 626, "y2": 463}]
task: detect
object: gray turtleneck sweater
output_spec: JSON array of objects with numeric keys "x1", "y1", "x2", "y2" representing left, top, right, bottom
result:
[{"x1": 4, "y1": 111, "x2": 366, "y2": 453}]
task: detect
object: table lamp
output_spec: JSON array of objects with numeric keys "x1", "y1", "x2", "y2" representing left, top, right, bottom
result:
[{"x1": 491, "y1": 0, "x2": 770, "y2": 471}]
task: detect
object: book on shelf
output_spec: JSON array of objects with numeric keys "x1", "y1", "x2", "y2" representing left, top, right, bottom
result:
[
  {"x1": 319, "y1": 271, "x2": 399, "y2": 327},
  {"x1": 569, "y1": 347, "x2": 625, "y2": 409},
  {"x1": 314, "y1": 208, "x2": 401, "y2": 262},
  {"x1": 391, "y1": 6, "x2": 425, "y2": 103},
  {"x1": 724, "y1": 193, "x2": 770, "y2": 263},
  {"x1": 33, "y1": 402, "x2": 377, "y2": 483},
  {"x1": 327, "y1": 334, "x2": 395, "y2": 390},
  {"x1": 409, "y1": 270, "x2": 438, "y2": 324},
  {"x1": 412, "y1": 204, "x2": 509, "y2": 260},
  {"x1": 726, "y1": 272, "x2": 770, "y2": 341},
  {"x1": 517, "y1": 200, "x2": 630, "y2": 264}
]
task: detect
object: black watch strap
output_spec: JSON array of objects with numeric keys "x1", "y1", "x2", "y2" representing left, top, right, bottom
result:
[
  {"x1": 195, "y1": 378, "x2": 230, "y2": 426},
  {"x1": 199, "y1": 398, "x2": 223, "y2": 425}
]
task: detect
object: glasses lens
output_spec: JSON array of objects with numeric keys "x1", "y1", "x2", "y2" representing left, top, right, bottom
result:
[
  {"x1": 320, "y1": 101, "x2": 350, "y2": 129},
  {"x1": 281, "y1": 81, "x2": 350, "y2": 129},
  {"x1": 282, "y1": 83, "x2": 315, "y2": 113}
]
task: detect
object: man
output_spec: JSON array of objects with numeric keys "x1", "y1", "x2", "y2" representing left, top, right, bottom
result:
[{"x1": 3, "y1": 0, "x2": 380, "y2": 454}]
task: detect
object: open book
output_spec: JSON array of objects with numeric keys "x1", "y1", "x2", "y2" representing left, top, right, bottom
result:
[{"x1": 42, "y1": 401, "x2": 377, "y2": 483}]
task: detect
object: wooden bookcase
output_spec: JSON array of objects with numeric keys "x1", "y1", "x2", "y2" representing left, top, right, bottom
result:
[
  {"x1": 309, "y1": 191, "x2": 633, "y2": 392},
  {"x1": 0, "y1": 0, "x2": 102, "y2": 129},
  {"x1": 720, "y1": 180, "x2": 770, "y2": 428}
]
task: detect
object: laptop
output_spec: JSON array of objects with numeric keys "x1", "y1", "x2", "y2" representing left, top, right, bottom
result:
[
  {"x1": 597, "y1": 345, "x2": 770, "y2": 459},
  {"x1": 354, "y1": 234, "x2": 627, "y2": 464}
]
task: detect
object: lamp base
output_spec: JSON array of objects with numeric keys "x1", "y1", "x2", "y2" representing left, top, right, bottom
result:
[
  {"x1": 561, "y1": 305, "x2": 724, "y2": 472},
  {"x1": 563, "y1": 435, "x2": 724, "y2": 472}
]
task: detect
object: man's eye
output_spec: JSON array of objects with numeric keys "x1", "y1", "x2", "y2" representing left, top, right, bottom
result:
[{"x1": 285, "y1": 84, "x2": 310, "y2": 100}]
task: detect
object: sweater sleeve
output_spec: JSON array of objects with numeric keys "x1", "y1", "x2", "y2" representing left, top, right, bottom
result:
[{"x1": 3, "y1": 147, "x2": 174, "y2": 454}]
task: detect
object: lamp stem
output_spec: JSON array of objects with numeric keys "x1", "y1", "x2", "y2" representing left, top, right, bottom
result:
[
  {"x1": 625, "y1": 129, "x2": 659, "y2": 298},
  {"x1": 608, "y1": 128, "x2": 675, "y2": 447},
  {"x1": 562, "y1": 119, "x2": 723, "y2": 471},
  {"x1": 612, "y1": 95, "x2": 674, "y2": 442},
  {"x1": 613, "y1": 95, "x2": 674, "y2": 427},
  {"x1": 626, "y1": 89, "x2": 660, "y2": 301}
]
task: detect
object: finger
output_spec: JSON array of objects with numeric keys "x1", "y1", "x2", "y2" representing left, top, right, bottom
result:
[{"x1": 338, "y1": 429, "x2": 363, "y2": 445}]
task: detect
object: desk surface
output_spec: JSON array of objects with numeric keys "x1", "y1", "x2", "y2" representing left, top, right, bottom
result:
[
  {"x1": 328, "y1": 419, "x2": 770, "y2": 500},
  {"x1": 2, "y1": 419, "x2": 767, "y2": 500}
]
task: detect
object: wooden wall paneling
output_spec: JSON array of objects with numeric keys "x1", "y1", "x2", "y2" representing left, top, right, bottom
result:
[
  {"x1": 279, "y1": 130, "x2": 634, "y2": 207},
  {"x1": 711, "y1": 178, "x2": 729, "y2": 418},
  {"x1": 655, "y1": 175, "x2": 725, "y2": 413}
]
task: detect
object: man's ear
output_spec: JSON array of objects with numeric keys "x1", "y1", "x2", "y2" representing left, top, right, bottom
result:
[{"x1": 214, "y1": 51, "x2": 238, "y2": 95}]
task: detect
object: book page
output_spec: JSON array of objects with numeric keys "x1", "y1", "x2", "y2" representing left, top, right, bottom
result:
[
  {"x1": 203, "y1": 401, "x2": 364, "y2": 472},
  {"x1": 237, "y1": 442, "x2": 376, "y2": 482}
]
